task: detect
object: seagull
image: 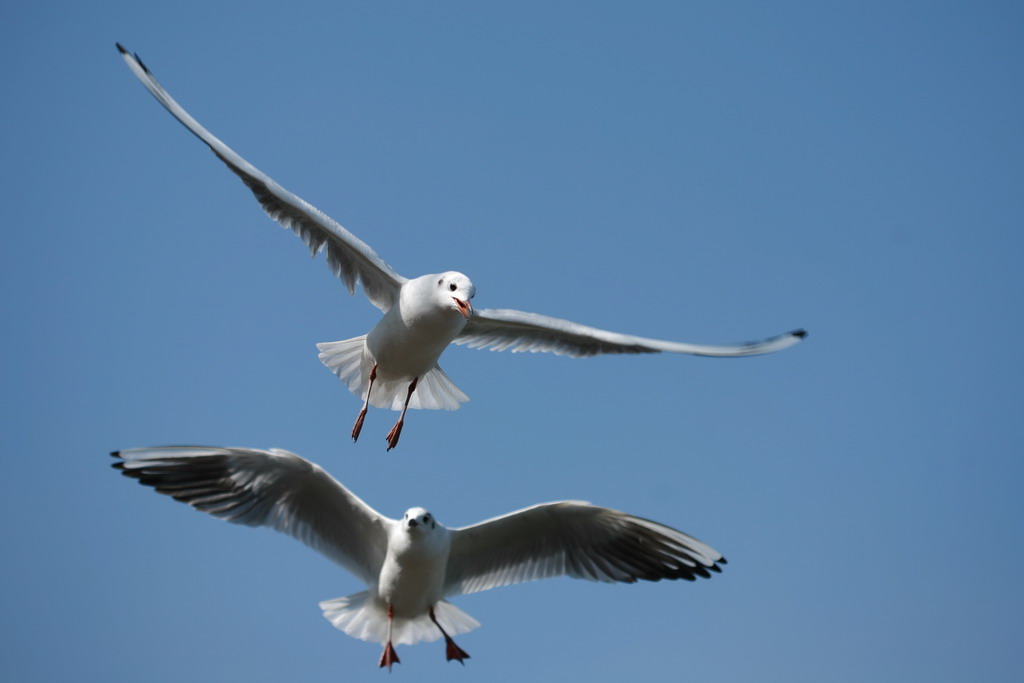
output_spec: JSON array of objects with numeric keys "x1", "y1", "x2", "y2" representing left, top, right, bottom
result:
[
  {"x1": 116, "y1": 44, "x2": 806, "y2": 450},
  {"x1": 112, "y1": 446, "x2": 726, "y2": 669}
]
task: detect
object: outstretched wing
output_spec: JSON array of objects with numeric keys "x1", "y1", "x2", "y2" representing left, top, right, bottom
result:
[
  {"x1": 444, "y1": 501, "x2": 725, "y2": 596},
  {"x1": 116, "y1": 44, "x2": 406, "y2": 312},
  {"x1": 113, "y1": 446, "x2": 389, "y2": 586},
  {"x1": 457, "y1": 307, "x2": 806, "y2": 357}
]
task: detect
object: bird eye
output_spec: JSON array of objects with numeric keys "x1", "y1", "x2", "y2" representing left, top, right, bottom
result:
[
  {"x1": 438, "y1": 278, "x2": 443, "y2": 286},
  {"x1": 449, "y1": 283, "x2": 457, "y2": 292}
]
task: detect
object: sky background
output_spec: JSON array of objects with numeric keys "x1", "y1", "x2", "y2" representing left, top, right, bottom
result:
[{"x1": 2, "y1": 2, "x2": 1022, "y2": 681}]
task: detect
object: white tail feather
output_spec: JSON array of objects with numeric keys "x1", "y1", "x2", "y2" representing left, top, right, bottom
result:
[
  {"x1": 316, "y1": 336, "x2": 369, "y2": 397},
  {"x1": 317, "y1": 338, "x2": 469, "y2": 411},
  {"x1": 319, "y1": 591, "x2": 480, "y2": 646}
]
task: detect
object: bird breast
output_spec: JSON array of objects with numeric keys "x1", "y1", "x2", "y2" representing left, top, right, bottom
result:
[
  {"x1": 366, "y1": 284, "x2": 468, "y2": 378},
  {"x1": 377, "y1": 527, "x2": 452, "y2": 618}
]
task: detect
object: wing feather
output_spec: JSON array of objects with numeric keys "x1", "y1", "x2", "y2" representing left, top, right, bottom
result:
[
  {"x1": 112, "y1": 446, "x2": 389, "y2": 586},
  {"x1": 444, "y1": 501, "x2": 725, "y2": 596},
  {"x1": 116, "y1": 44, "x2": 405, "y2": 312},
  {"x1": 458, "y1": 308, "x2": 806, "y2": 358}
]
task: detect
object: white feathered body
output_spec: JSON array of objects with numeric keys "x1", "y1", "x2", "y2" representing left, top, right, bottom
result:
[
  {"x1": 320, "y1": 510, "x2": 480, "y2": 646},
  {"x1": 318, "y1": 273, "x2": 474, "y2": 411},
  {"x1": 381, "y1": 514, "x2": 449, "y2": 615},
  {"x1": 367, "y1": 275, "x2": 469, "y2": 381}
]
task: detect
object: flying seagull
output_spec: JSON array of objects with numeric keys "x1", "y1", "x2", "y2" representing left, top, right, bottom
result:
[
  {"x1": 112, "y1": 446, "x2": 726, "y2": 669},
  {"x1": 116, "y1": 44, "x2": 806, "y2": 450}
]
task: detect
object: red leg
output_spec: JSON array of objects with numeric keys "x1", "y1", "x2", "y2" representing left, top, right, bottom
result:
[
  {"x1": 378, "y1": 603, "x2": 400, "y2": 670},
  {"x1": 429, "y1": 606, "x2": 470, "y2": 665},
  {"x1": 385, "y1": 377, "x2": 418, "y2": 451},
  {"x1": 352, "y1": 364, "x2": 377, "y2": 442}
]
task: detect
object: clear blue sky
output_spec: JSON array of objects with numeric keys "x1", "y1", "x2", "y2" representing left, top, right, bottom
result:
[{"x1": 2, "y1": 2, "x2": 1022, "y2": 681}]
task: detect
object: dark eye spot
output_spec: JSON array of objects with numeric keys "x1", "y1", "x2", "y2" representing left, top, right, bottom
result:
[
  {"x1": 438, "y1": 278, "x2": 443, "y2": 286},
  {"x1": 449, "y1": 283, "x2": 457, "y2": 292}
]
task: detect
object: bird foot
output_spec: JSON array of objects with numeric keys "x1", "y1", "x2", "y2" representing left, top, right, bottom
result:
[
  {"x1": 443, "y1": 635, "x2": 470, "y2": 665},
  {"x1": 351, "y1": 409, "x2": 367, "y2": 442},
  {"x1": 378, "y1": 641, "x2": 400, "y2": 670},
  {"x1": 385, "y1": 420, "x2": 404, "y2": 451}
]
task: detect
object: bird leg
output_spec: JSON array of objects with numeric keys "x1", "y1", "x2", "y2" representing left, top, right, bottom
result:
[
  {"x1": 352, "y1": 363, "x2": 378, "y2": 442},
  {"x1": 429, "y1": 606, "x2": 470, "y2": 665},
  {"x1": 385, "y1": 377, "x2": 418, "y2": 451},
  {"x1": 378, "y1": 603, "x2": 400, "y2": 671}
]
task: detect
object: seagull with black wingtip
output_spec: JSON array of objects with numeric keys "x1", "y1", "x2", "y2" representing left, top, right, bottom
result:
[
  {"x1": 113, "y1": 446, "x2": 727, "y2": 670},
  {"x1": 116, "y1": 44, "x2": 806, "y2": 450}
]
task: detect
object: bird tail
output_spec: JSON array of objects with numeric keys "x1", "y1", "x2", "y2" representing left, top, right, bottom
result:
[
  {"x1": 317, "y1": 336, "x2": 369, "y2": 398},
  {"x1": 319, "y1": 591, "x2": 480, "y2": 646},
  {"x1": 317, "y1": 338, "x2": 469, "y2": 411}
]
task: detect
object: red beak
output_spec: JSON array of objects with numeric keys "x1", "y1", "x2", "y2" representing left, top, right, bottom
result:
[{"x1": 453, "y1": 297, "x2": 472, "y2": 319}]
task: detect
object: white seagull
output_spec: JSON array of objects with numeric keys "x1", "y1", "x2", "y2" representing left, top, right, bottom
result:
[
  {"x1": 112, "y1": 446, "x2": 726, "y2": 669},
  {"x1": 117, "y1": 44, "x2": 806, "y2": 450}
]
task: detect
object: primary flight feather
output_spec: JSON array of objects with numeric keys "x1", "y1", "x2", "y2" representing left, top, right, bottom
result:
[{"x1": 116, "y1": 44, "x2": 806, "y2": 449}]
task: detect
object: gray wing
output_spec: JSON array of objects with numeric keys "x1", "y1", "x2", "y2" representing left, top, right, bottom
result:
[
  {"x1": 444, "y1": 501, "x2": 725, "y2": 596},
  {"x1": 112, "y1": 446, "x2": 389, "y2": 586},
  {"x1": 116, "y1": 44, "x2": 406, "y2": 312},
  {"x1": 457, "y1": 308, "x2": 806, "y2": 357}
]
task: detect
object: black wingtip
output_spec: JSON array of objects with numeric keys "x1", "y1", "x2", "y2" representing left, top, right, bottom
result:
[
  {"x1": 116, "y1": 43, "x2": 150, "y2": 73},
  {"x1": 110, "y1": 450, "x2": 121, "y2": 458},
  {"x1": 792, "y1": 329, "x2": 808, "y2": 339}
]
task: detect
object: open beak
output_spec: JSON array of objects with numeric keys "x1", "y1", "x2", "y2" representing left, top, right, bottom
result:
[{"x1": 453, "y1": 297, "x2": 473, "y2": 319}]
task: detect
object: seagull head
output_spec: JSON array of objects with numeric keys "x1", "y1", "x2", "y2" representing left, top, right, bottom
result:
[
  {"x1": 436, "y1": 272, "x2": 475, "y2": 320},
  {"x1": 403, "y1": 507, "x2": 438, "y2": 532}
]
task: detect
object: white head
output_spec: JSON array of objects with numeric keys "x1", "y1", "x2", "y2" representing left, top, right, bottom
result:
[
  {"x1": 403, "y1": 506, "x2": 439, "y2": 532},
  {"x1": 435, "y1": 271, "x2": 475, "y2": 320}
]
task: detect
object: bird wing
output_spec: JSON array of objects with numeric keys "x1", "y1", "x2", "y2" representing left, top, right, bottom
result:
[
  {"x1": 116, "y1": 44, "x2": 406, "y2": 312},
  {"x1": 456, "y1": 307, "x2": 806, "y2": 357},
  {"x1": 443, "y1": 501, "x2": 725, "y2": 596},
  {"x1": 113, "y1": 446, "x2": 389, "y2": 586}
]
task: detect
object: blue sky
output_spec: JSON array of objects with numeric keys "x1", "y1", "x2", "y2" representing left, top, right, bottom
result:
[{"x1": 2, "y1": 1, "x2": 1022, "y2": 681}]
